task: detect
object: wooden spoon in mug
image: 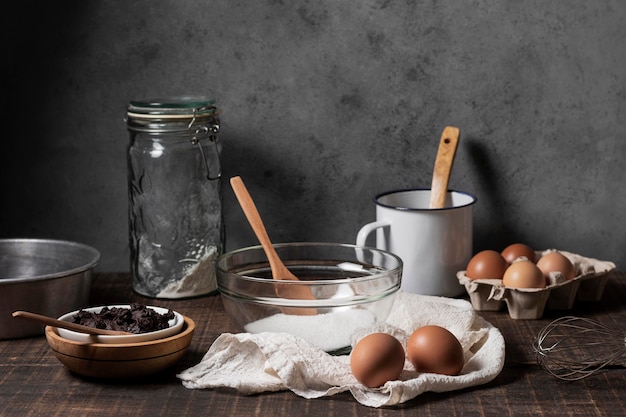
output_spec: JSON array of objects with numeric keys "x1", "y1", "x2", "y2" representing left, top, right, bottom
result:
[
  {"x1": 12, "y1": 310, "x2": 133, "y2": 336},
  {"x1": 230, "y1": 176, "x2": 316, "y2": 315},
  {"x1": 429, "y1": 126, "x2": 461, "y2": 209}
]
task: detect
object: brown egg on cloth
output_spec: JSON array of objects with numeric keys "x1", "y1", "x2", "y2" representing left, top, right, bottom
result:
[
  {"x1": 465, "y1": 250, "x2": 508, "y2": 280},
  {"x1": 502, "y1": 259, "x2": 546, "y2": 289},
  {"x1": 406, "y1": 325, "x2": 464, "y2": 376},
  {"x1": 350, "y1": 333, "x2": 405, "y2": 388},
  {"x1": 501, "y1": 243, "x2": 536, "y2": 263},
  {"x1": 537, "y1": 251, "x2": 576, "y2": 283}
]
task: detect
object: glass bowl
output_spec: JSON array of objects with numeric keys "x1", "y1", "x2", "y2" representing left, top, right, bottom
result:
[{"x1": 216, "y1": 242, "x2": 403, "y2": 353}]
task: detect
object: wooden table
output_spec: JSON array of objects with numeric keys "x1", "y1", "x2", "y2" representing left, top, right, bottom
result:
[{"x1": 1, "y1": 272, "x2": 625, "y2": 416}]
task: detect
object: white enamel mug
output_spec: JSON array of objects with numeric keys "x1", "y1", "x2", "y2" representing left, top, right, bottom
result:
[{"x1": 356, "y1": 189, "x2": 476, "y2": 297}]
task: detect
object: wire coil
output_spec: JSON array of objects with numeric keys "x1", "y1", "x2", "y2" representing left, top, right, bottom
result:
[{"x1": 534, "y1": 316, "x2": 626, "y2": 381}]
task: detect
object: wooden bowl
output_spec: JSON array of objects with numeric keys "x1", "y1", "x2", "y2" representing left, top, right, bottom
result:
[{"x1": 45, "y1": 315, "x2": 195, "y2": 379}]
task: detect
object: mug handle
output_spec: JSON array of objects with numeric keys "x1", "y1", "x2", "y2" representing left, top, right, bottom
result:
[{"x1": 356, "y1": 220, "x2": 390, "y2": 249}]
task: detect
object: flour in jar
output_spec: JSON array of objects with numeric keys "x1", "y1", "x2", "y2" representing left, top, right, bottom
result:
[
  {"x1": 244, "y1": 308, "x2": 377, "y2": 352},
  {"x1": 157, "y1": 244, "x2": 219, "y2": 298}
]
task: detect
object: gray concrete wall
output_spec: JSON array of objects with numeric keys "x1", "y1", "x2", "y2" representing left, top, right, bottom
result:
[{"x1": 2, "y1": 1, "x2": 625, "y2": 272}]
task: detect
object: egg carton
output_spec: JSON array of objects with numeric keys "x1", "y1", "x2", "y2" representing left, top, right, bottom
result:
[{"x1": 457, "y1": 250, "x2": 616, "y2": 319}]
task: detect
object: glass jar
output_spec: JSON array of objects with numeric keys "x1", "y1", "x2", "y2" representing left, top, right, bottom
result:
[{"x1": 126, "y1": 97, "x2": 223, "y2": 298}]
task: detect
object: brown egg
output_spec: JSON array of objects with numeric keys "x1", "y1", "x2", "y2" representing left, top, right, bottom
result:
[
  {"x1": 406, "y1": 325, "x2": 464, "y2": 376},
  {"x1": 502, "y1": 259, "x2": 546, "y2": 289},
  {"x1": 501, "y1": 243, "x2": 536, "y2": 263},
  {"x1": 537, "y1": 251, "x2": 576, "y2": 282},
  {"x1": 465, "y1": 250, "x2": 508, "y2": 280},
  {"x1": 350, "y1": 333, "x2": 405, "y2": 388}
]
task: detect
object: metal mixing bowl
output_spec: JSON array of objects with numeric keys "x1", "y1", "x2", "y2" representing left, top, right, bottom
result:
[
  {"x1": 0, "y1": 238, "x2": 100, "y2": 339},
  {"x1": 216, "y1": 242, "x2": 403, "y2": 353}
]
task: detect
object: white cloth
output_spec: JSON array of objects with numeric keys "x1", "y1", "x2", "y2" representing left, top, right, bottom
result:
[{"x1": 177, "y1": 291, "x2": 505, "y2": 407}]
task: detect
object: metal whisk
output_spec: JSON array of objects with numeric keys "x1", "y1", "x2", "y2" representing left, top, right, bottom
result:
[{"x1": 533, "y1": 316, "x2": 626, "y2": 381}]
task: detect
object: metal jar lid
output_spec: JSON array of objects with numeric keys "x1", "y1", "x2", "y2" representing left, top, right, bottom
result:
[{"x1": 126, "y1": 96, "x2": 220, "y2": 135}]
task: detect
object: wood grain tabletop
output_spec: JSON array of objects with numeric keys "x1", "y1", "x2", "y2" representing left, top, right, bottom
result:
[{"x1": 1, "y1": 271, "x2": 625, "y2": 416}]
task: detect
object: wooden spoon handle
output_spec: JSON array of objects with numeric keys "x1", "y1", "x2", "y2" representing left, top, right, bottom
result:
[
  {"x1": 229, "y1": 176, "x2": 317, "y2": 315},
  {"x1": 429, "y1": 126, "x2": 460, "y2": 209},
  {"x1": 230, "y1": 176, "x2": 273, "y2": 251},
  {"x1": 12, "y1": 310, "x2": 132, "y2": 336},
  {"x1": 230, "y1": 176, "x2": 297, "y2": 280}
]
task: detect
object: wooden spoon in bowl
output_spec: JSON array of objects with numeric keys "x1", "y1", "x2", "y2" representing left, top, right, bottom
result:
[
  {"x1": 429, "y1": 126, "x2": 461, "y2": 209},
  {"x1": 230, "y1": 176, "x2": 316, "y2": 315},
  {"x1": 12, "y1": 310, "x2": 132, "y2": 336}
]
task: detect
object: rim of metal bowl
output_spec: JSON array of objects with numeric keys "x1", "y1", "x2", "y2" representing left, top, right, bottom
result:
[
  {"x1": 0, "y1": 238, "x2": 101, "y2": 284},
  {"x1": 216, "y1": 241, "x2": 403, "y2": 285}
]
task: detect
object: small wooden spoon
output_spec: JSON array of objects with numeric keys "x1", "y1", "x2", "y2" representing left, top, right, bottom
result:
[
  {"x1": 12, "y1": 310, "x2": 133, "y2": 336},
  {"x1": 230, "y1": 176, "x2": 316, "y2": 315},
  {"x1": 429, "y1": 126, "x2": 461, "y2": 209}
]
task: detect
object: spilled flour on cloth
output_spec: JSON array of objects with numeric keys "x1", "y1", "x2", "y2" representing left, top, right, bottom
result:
[{"x1": 177, "y1": 291, "x2": 506, "y2": 407}]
